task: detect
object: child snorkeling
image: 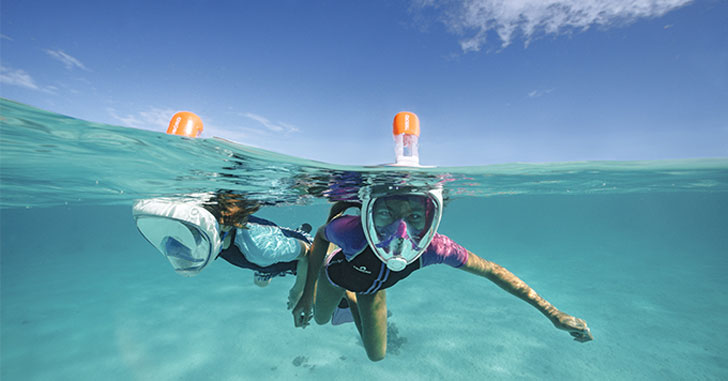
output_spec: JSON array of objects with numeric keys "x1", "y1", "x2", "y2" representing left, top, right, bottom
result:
[{"x1": 133, "y1": 190, "x2": 312, "y2": 310}]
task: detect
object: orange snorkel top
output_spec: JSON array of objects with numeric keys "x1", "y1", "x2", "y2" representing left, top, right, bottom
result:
[
  {"x1": 392, "y1": 111, "x2": 421, "y2": 166},
  {"x1": 393, "y1": 111, "x2": 420, "y2": 136},
  {"x1": 166, "y1": 111, "x2": 203, "y2": 138}
]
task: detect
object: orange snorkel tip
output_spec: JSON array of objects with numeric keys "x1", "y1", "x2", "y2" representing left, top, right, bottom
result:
[
  {"x1": 393, "y1": 111, "x2": 420, "y2": 136},
  {"x1": 167, "y1": 111, "x2": 203, "y2": 138},
  {"x1": 392, "y1": 111, "x2": 420, "y2": 166}
]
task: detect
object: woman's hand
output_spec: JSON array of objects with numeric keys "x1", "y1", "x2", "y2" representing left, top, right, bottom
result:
[
  {"x1": 551, "y1": 311, "x2": 593, "y2": 342},
  {"x1": 291, "y1": 294, "x2": 313, "y2": 328}
]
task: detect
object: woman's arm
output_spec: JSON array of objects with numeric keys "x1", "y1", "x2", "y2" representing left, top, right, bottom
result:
[
  {"x1": 287, "y1": 244, "x2": 309, "y2": 310},
  {"x1": 460, "y1": 251, "x2": 593, "y2": 342},
  {"x1": 291, "y1": 201, "x2": 356, "y2": 327},
  {"x1": 291, "y1": 225, "x2": 329, "y2": 327}
]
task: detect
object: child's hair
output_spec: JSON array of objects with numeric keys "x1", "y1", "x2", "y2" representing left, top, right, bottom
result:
[{"x1": 203, "y1": 191, "x2": 261, "y2": 228}]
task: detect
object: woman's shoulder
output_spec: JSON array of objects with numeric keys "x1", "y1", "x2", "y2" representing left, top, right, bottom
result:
[
  {"x1": 326, "y1": 215, "x2": 367, "y2": 254},
  {"x1": 421, "y1": 233, "x2": 469, "y2": 268}
]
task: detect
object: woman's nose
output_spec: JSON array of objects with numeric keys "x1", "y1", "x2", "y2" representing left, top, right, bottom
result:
[{"x1": 394, "y1": 219, "x2": 409, "y2": 239}]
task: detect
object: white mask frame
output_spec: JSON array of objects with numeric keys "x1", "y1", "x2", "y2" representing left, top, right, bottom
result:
[{"x1": 360, "y1": 186, "x2": 443, "y2": 271}]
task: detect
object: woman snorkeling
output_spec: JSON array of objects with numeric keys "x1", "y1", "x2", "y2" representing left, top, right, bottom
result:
[
  {"x1": 292, "y1": 185, "x2": 593, "y2": 361},
  {"x1": 133, "y1": 191, "x2": 312, "y2": 309}
]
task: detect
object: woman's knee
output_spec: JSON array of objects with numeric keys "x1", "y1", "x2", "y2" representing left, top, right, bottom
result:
[
  {"x1": 365, "y1": 345, "x2": 386, "y2": 362},
  {"x1": 314, "y1": 307, "x2": 331, "y2": 325}
]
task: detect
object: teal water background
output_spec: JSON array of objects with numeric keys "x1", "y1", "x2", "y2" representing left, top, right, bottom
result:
[{"x1": 2, "y1": 98, "x2": 727, "y2": 379}]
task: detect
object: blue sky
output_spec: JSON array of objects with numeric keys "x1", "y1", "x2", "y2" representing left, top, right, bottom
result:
[{"x1": 1, "y1": 0, "x2": 726, "y2": 166}]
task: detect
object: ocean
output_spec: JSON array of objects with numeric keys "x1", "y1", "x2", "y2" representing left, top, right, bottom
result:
[{"x1": 1, "y1": 98, "x2": 727, "y2": 380}]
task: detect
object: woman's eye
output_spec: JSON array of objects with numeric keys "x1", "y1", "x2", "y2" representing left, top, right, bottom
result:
[
  {"x1": 376, "y1": 210, "x2": 393, "y2": 219},
  {"x1": 407, "y1": 213, "x2": 423, "y2": 222}
]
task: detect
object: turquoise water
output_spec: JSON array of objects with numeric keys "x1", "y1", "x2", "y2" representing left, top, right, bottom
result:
[{"x1": 1, "y1": 98, "x2": 727, "y2": 380}]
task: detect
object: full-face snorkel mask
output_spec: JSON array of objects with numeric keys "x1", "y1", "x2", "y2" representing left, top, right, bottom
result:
[
  {"x1": 133, "y1": 198, "x2": 223, "y2": 277},
  {"x1": 360, "y1": 186, "x2": 443, "y2": 271}
]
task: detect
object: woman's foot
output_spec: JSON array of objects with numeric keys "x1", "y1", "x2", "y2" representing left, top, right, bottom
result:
[{"x1": 331, "y1": 298, "x2": 354, "y2": 325}]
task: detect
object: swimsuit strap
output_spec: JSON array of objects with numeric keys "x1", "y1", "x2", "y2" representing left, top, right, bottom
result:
[{"x1": 215, "y1": 228, "x2": 232, "y2": 259}]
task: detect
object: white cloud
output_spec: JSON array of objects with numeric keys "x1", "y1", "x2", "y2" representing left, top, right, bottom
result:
[
  {"x1": 528, "y1": 88, "x2": 554, "y2": 98},
  {"x1": 0, "y1": 34, "x2": 13, "y2": 41},
  {"x1": 45, "y1": 49, "x2": 89, "y2": 71},
  {"x1": 415, "y1": 0, "x2": 692, "y2": 51},
  {"x1": 243, "y1": 113, "x2": 300, "y2": 134},
  {"x1": 0, "y1": 65, "x2": 39, "y2": 90},
  {"x1": 108, "y1": 107, "x2": 177, "y2": 130}
]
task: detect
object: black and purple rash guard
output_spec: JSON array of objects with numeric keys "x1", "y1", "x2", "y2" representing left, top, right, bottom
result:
[{"x1": 323, "y1": 215, "x2": 469, "y2": 294}]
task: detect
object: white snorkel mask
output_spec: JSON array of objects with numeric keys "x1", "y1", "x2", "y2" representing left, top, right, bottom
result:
[
  {"x1": 133, "y1": 198, "x2": 223, "y2": 277},
  {"x1": 360, "y1": 186, "x2": 443, "y2": 271}
]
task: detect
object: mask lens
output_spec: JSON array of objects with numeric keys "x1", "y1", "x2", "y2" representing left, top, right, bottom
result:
[
  {"x1": 371, "y1": 195, "x2": 434, "y2": 245},
  {"x1": 156, "y1": 222, "x2": 210, "y2": 275},
  {"x1": 163, "y1": 236, "x2": 203, "y2": 263},
  {"x1": 362, "y1": 190, "x2": 443, "y2": 271}
]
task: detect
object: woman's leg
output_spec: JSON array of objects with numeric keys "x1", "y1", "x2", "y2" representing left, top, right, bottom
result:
[
  {"x1": 352, "y1": 290, "x2": 388, "y2": 362},
  {"x1": 344, "y1": 291, "x2": 364, "y2": 334},
  {"x1": 313, "y1": 267, "x2": 345, "y2": 325}
]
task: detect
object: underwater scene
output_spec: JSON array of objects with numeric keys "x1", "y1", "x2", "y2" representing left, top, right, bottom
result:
[{"x1": 1, "y1": 98, "x2": 727, "y2": 380}]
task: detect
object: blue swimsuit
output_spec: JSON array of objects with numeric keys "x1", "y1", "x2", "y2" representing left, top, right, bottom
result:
[{"x1": 218, "y1": 216, "x2": 311, "y2": 277}]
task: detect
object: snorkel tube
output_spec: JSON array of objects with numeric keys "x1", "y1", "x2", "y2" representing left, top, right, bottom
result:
[{"x1": 392, "y1": 111, "x2": 421, "y2": 166}]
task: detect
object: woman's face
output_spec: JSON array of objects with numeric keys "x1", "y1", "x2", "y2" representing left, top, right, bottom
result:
[{"x1": 372, "y1": 197, "x2": 428, "y2": 234}]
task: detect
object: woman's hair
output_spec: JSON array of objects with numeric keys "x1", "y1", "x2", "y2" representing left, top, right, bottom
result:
[
  {"x1": 203, "y1": 191, "x2": 261, "y2": 228},
  {"x1": 327, "y1": 201, "x2": 361, "y2": 222}
]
